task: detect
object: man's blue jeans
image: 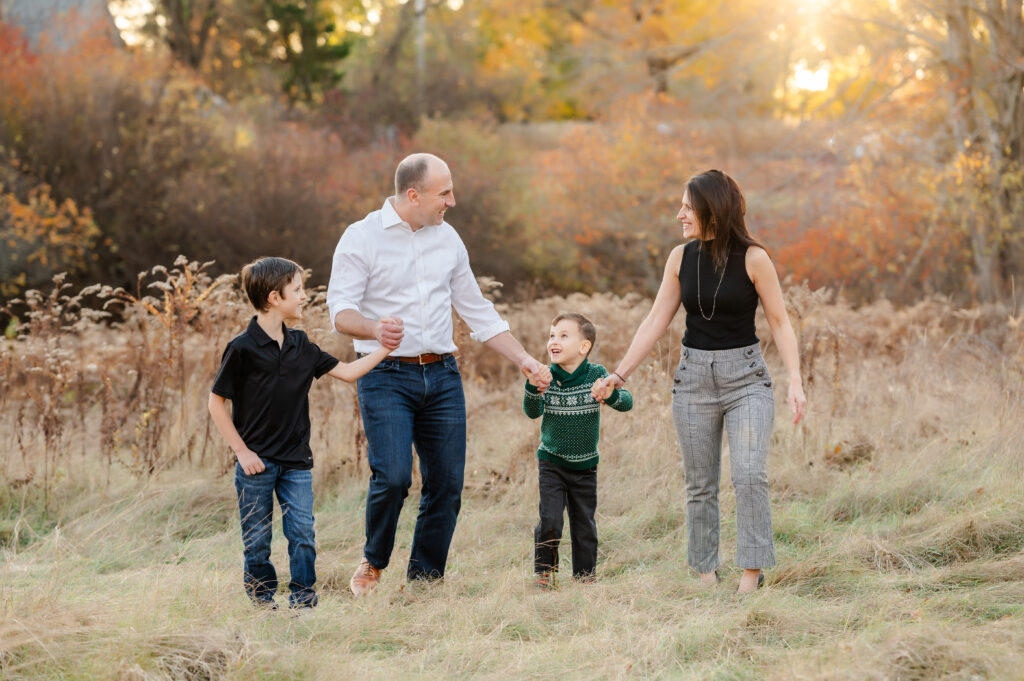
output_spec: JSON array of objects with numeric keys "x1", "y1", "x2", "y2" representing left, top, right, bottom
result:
[
  {"x1": 356, "y1": 355, "x2": 466, "y2": 580},
  {"x1": 234, "y1": 460, "x2": 318, "y2": 607}
]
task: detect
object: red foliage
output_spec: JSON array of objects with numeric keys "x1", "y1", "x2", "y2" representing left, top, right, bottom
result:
[{"x1": 0, "y1": 22, "x2": 33, "y2": 62}]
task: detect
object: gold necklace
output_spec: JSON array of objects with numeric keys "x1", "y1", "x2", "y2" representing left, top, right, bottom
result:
[{"x1": 696, "y1": 242, "x2": 726, "y2": 321}]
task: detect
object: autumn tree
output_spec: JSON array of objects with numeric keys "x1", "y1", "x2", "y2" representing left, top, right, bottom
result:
[
  {"x1": 798, "y1": 0, "x2": 1023, "y2": 301},
  {"x1": 920, "y1": 0, "x2": 1024, "y2": 301}
]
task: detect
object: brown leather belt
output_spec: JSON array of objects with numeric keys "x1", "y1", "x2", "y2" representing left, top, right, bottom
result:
[
  {"x1": 360, "y1": 352, "x2": 452, "y2": 365},
  {"x1": 394, "y1": 353, "x2": 451, "y2": 364}
]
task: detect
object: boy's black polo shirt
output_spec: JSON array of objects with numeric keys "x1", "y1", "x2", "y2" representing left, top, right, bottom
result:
[{"x1": 212, "y1": 317, "x2": 339, "y2": 469}]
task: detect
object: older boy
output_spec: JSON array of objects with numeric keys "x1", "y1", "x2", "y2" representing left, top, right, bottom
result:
[
  {"x1": 208, "y1": 257, "x2": 390, "y2": 609},
  {"x1": 524, "y1": 313, "x2": 633, "y2": 587}
]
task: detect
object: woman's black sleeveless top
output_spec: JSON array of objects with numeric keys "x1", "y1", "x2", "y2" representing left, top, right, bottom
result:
[{"x1": 679, "y1": 240, "x2": 759, "y2": 350}]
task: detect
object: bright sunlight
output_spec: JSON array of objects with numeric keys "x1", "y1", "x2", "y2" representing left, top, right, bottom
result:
[{"x1": 789, "y1": 59, "x2": 830, "y2": 91}]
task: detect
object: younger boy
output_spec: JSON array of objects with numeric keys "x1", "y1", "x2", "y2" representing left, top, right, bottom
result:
[
  {"x1": 208, "y1": 257, "x2": 392, "y2": 609},
  {"x1": 523, "y1": 312, "x2": 633, "y2": 587}
]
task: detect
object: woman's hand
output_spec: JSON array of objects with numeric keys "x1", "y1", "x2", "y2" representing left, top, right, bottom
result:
[{"x1": 787, "y1": 377, "x2": 807, "y2": 424}]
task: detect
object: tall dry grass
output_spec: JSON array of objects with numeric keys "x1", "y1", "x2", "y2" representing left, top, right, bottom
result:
[{"x1": 1, "y1": 261, "x2": 1023, "y2": 679}]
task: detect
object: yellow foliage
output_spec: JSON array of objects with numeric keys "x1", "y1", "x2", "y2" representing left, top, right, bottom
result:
[{"x1": 0, "y1": 173, "x2": 101, "y2": 297}]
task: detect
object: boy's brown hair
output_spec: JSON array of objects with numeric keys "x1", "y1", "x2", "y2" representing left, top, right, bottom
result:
[
  {"x1": 240, "y1": 257, "x2": 301, "y2": 312},
  {"x1": 552, "y1": 312, "x2": 597, "y2": 356}
]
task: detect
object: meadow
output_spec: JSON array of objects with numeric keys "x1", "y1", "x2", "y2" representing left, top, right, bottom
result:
[{"x1": 2, "y1": 264, "x2": 1024, "y2": 680}]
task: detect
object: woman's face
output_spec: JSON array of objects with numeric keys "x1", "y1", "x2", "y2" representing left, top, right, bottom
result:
[{"x1": 677, "y1": 190, "x2": 703, "y2": 240}]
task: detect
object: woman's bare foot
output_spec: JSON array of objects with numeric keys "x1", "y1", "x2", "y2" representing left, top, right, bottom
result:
[
  {"x1": 736, "y1": 569, "x2": 763, "y2": 594},
  {"x1": 698, "y1": 570, "x2": 718, "y2": 587}
]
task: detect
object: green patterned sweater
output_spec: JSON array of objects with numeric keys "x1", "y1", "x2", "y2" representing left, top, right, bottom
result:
[{"x1": 523, "y1": 359, "x2": 633, "y2": 470}]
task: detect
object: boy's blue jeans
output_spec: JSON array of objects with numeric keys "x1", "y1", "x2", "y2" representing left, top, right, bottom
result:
[
  {"x1": 234, "y1": 460, "x2": 318, "y2": 607},
  {"x1": 356, "y1": 355, "x2": 466, "y2": 580}
]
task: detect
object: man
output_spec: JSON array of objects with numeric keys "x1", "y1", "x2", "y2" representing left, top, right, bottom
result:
[{"x1": 327, "y1": 153, "x2": 551, "y2": 595}]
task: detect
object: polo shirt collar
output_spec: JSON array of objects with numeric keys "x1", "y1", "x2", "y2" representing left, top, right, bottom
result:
[{"x1": 247, "y1": 316, "x2": 288, "y2": 347}]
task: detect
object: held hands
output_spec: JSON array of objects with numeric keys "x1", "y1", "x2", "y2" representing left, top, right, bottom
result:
[
  {"x1": 375, "y1": 316, "x2": 404, "y2": 350},
  {"x1": 236, "y1": 448, "x2": 265, "y2": 476},
  {"x1": 788, "y1": 378, "x2": 807, "y2": 425},
  {"x1": 591, "y1": 373, "x2": 624, "y2": 403},
  {"x1": 521, "y1": 357, "x2": 552, "y2": 393}
]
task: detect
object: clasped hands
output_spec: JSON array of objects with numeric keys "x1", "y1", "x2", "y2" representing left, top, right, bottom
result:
[
  {"x1": 590, "y1": 373, "x2": 624, "y2": 403},
  {"x1": 374, "y1": 316, "x2": 405, "y2": 350},
  {"x1": 521, "y1": 360, "x2": 553, "y2": 393}
]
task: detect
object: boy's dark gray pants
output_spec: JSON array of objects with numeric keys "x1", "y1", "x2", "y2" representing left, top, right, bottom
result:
[{"x1": 534, "y1": 459, "x2": 598, "y2": 579}]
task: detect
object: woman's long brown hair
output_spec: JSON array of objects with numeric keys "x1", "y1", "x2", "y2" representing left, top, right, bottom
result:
[{"x1": 685, "y1": 169, "x2": 766, "y2": 272}]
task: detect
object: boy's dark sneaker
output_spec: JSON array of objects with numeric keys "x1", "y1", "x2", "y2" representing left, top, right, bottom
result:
[{"x1": 253, "y1": 599, "x2": 279, "y2": 611}]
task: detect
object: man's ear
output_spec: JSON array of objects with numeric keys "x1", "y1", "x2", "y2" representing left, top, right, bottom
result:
[{"x1": 406, "y1": 187, "x2": 419, "y2": 204}]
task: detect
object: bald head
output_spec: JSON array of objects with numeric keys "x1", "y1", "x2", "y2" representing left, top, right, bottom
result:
[
  {"x1": 392, "y1": 152, "x2": 455, "y2": 230},
  {"x1": 395, "y1": 153, "x2": 447, "y2": 197}
]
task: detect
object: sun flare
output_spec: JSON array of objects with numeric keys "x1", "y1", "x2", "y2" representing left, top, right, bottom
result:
[{"x1": 790, "y1": 60, "x2": 830, "y2": 92}]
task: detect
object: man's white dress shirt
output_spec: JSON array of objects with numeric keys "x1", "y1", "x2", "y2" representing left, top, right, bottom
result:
[{"x1": 327, "y1": 197, "x2": 510, "y2": 356}]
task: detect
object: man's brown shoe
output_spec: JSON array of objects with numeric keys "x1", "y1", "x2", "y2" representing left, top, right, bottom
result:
[{"x1": 350, "y1": 557, "x2": 382, "y2": 597}]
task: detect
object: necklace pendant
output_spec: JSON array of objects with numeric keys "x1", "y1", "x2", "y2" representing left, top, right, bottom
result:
[{"x1": 696, "y1": 245, "x2": 726, "y2": 322}]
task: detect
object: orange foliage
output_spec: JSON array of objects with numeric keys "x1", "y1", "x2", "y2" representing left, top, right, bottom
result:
[{"x1": 772, "y1": 149, "x2": 971, "y2": 302}]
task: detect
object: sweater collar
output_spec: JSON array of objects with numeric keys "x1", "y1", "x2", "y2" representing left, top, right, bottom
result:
[{"x1": 551, "y1": 359, "x2": 590, "y2": 387}]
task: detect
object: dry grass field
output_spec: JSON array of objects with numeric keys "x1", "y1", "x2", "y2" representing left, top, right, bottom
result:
[{"x1": 2, "y1": 266, "x2": 1024, "y2": 680}]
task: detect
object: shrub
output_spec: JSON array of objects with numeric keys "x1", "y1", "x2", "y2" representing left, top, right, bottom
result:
[{"x1": 0, "y1": 152, "x2": 102, "y2": 297}]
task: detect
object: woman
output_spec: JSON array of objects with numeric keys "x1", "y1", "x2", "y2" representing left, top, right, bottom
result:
[{"x1": 593, "y1": 169, "x2": 806, "y2": 593}]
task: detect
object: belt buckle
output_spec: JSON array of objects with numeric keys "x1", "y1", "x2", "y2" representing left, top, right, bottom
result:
[{"x1": 418, "y1": 353, "x2": 430, "y2": 365}]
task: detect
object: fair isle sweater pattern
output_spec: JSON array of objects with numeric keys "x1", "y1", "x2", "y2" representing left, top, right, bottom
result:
[
  {"x1": 538, "y1": 383, "x2": 602, "y2": 416},
  {"x1": 523, "y1": 360, "x2": 633, "y2": 470}
]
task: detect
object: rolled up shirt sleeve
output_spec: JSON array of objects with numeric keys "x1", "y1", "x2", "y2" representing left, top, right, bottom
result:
[
  {"x1": 449, "y1": 237, "x2": 510, "y2": 343},
  {"x1": 326, "y1": 227, "x2": 370, "y2": 333}
]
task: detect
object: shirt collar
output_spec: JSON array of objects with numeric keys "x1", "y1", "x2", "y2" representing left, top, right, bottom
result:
[
  {"x1": 247, "y1": 316, "x2": 288, "y2": 347},
  {"x1": 381, "y1": 197, "x2": 408, "y2": 230}
]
